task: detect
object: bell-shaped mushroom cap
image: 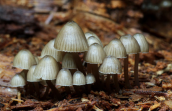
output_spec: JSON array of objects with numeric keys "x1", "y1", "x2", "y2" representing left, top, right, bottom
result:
[
  {"x1": 41, "y1": 39, "x2": 64, "y2": 62},
  {"x1": 86, "y1": 73, "x2": 96, "y2": 84},
  {"x1": 34, "y1": 55, "x2": 59, "y2": 80},
  {"x1": 120, "y1": 34, "x2": 140, "y2": 54},
  {"x1": 13, "y1": 49, "x2": 37, "y2": 69},
  {"x1": 27, "y1": 65, "x2": 41, "y2": 82},
  {"x1": 54, "y1": 21, "x2": 89, "y2": 52},
  {"x1": 87, "y1": 36, "x2": 103, "y2": 47},
  {"x1": 104, "y1": 39, "x2": 127, "y2": 58},
  {"x1": 133, "y1": 33, "x2": 149, "y2": 53},
  {"x1": 99, "y1": 56, "x2": 122, "y2": 74},
  {"x1": 85, "y1": 32, "x2": 100, "y2": 40},
  {"x1": 84, "y1": 43, "x2": 106, "y2": 64},
  {"x1": 10, "y1": 74, "x2": 25, "y2": 87},
  {"x1": 73, "y1": 71, "x2": 86, "y2": 85},
  {"x1": 56, "y1": 69, "x2": 73, "y2": 86},
  {"x1": 34, "y1": 56, "x2": 40, "y2": 64},
  {"x1": 62, "y1": 53, "x2": 77, "y2": 69}
]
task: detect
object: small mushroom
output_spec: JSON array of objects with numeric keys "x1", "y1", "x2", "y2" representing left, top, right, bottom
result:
[
  {"x1": 120, "y1": 34, "x2": 140, "y2": 88},
  {"x1": 10, "y1": 74, "x2": 25, "y2": 104},
  {"x1": 86, "y1": 73, "x2": 96, "y2": 93},
  {"x1": 87, "y1": 36, "x2": 103, "y2": 47},
  {"x1": 56, "y1": 69, "x2": 73, "y2": 94},
  {"x1": 85, "y1": 31, "x2": 101, "y2": 41}
]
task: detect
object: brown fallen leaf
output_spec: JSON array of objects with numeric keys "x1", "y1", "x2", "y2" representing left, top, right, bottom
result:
[{"x1": 149, "y1": 101, "x2": 161, "y2": 111}]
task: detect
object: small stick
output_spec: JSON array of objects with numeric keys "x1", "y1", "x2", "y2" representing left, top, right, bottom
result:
[
  {"x1": 134, "y1": 53, "x2": 140, "y2": 87},
  {"x1": 124, "y1": 55, "x2": 132, "y2": 89}
]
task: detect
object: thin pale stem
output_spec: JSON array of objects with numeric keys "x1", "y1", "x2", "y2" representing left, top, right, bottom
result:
[
  {"x1": 134, "y1": 53, "x2": 140, "y2": 87},
  {"x1": 46, "y1": 80, "x2": 62, "y2": 100},
  {"x1": 124, "y1": 55, "x2": 132, "y2": 89}
]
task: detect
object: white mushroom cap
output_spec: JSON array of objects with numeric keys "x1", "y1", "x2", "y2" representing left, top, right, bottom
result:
[
  {"x1": 54, "y1": 21, "x2": 89, "y2": 52},
  {"x1": 99, "y1": 56, "x2": 122, "y2": 74},
  {"x1": 27, "y1": 65, "x2": 41, "y2": 82},
  {"x1": 87, "y1": 36, "x2": 103, "y2": 47},
  {"x1": 34, "y1": 55, "x2": 59, "y2": 80},
  {"x1": 85, "y1": 32, "x2": 100, "y2": 40},
  {"x1": 62, "y1": 53, "x2": 77, "y2": 69},
  {"x1": 10, "y1": 74, "x2": 25, "y2": 87},
  {"x1": 13, "y1": 49, "x2": 37, "y2": 69},
  {"x1": 86, "y1": 73, "x2": 96, "y2": 84},
  {"x1": 133, "y1": 33, "x2": 149, "y2": 53},
  {"x1": 73, "y1": 71, "x2": 86, "y2": 85},
  {"x1": 41, "y1": 39, "x2": 64, "y2": 62},
  {"x1": 56, "y1": 69, "x2": 73, "y2": 86},
  {"x1": 120, "y1": 34, "x2": 140, "y2": 54}
]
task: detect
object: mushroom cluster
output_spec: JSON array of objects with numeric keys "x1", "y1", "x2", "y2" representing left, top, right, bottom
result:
[{"x1": 10, "y1": 21, "x2": 149, "y2": 101}]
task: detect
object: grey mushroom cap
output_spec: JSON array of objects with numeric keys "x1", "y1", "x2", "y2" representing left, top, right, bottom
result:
[
  {"x1": 86, "y1": 73, "x2": 96, "y2": 84},
  {"x1": 73, "y1": 71, "x2": 86, "y2": 85},
  {"x1": 10, "y1": 74, "x2": 26, "y2": 87}
]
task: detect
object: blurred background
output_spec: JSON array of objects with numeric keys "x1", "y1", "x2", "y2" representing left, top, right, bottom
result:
[{"x1": 0, "y1": 0, "x2": 172, "y2": 58}]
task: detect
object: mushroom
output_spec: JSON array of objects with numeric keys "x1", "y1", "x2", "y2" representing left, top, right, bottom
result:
[
  {"x1": 10, "y1": 74, "x2": 25, "y2": 104},
  {"x1": 62, "y1": 53, "x2": 77, "y2": 75},
  {"x1": 99, "y1": 56, "x2": 122, "y2": 93},
  {"x1": 84, "y1": 43, "x2": 106, "y2": 89},
  {"x1": 87, "y1": 36, "x2": 103, "y2": 47},
  {"x1": 73, "y1": 71, "x2": 86, "y2": 95},
  {"x1": 56, "y1": 69, "x2": 73, "y2": 94},
  {"x1": 133, "y1": 33, "x2": 149, "y2": 87},
  {"x1": 85, "y1": 32, "x2": 101, "y2": 41},
  {"x1": 33, "y1": 55, "x2": 61, "y2": 99},
  {"x1": 104, "y1": 39, "x2": 127, "y2": 87},
  {"x1": 120, "y1": 34, "x2": 140, "y2": 88},
  {"x1": 27, "y1": 65, "x2": 41, "y2": 98},
  {"x1": 86, "y1": 73, "x2": 96, "y2": 93},
  {"x1": 41, "y1": 39, "x2": 64, "y2": 68},
  {"x1": 54, "y1": 21, "x2": 89, "y2": 75}
]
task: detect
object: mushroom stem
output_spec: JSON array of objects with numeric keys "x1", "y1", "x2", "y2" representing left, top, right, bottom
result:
[
  {"x1": 113, "y1": 74, "x2": 120, "y2": 93},
  {"x1": 46, "y1": 80, "x2": 62, "y2": 100},
  {"x1": 134, "y1": 53, "x2": 140, "y2": 87},
  {"x1": 65, "y1": 86, "x2": 71, "y2": 94},
  {"x1": 73, "y1": 85, "x2": 81, "y2": 96},
  {"x1": 92, "y1": 64, "x2": 101, "y2": 90},
  {"x1": 17, "y1": 88, "x2": 21, "y2": 104},
  {"x1": 106, "y1": 75, "x2": 111, "y2": 93},
  {"x1": 58, "y1": 62, "x2": 62, "y2": 69},
  {"x1": 86, "y1": 84, "x2": 91, "y2": 94},
  {"x1": 72, "y1": 53, "x2": 86, "y2": 75},
  {"x1": 33, "y1": 82, "x2": 39, "y2": 98},
  {"x1": 124, "y1": 55, "x2": 132, "y2": 89},
  {"x1": 42, "y1": 86, "x2": 49, "y2": 99},
  {"x1": 87, "y1": 63, "x2": 92, "y2": 73}
]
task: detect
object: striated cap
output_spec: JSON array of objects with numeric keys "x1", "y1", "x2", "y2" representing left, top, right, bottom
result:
[
  {"x1": 41, "y1": 39, "x2": 64, "y2": 62},
  {"x1": 87, "y1": 36, "x2": 103, "y2": 47},
  {"x1": 27, "y1": 65, "x2": 41, "y2": 82},
  {"x1": 99, "y1": 56, "x2": 122, "y2": 74},
  {"x1": 133, "y1": 33, "x2": 149, "y2": 53},
  {"x1": 10, "y1": 74, "x2": 25, "y2": 87},
  {"x1": 13, "y1": 49, "x2": 37, "y2": 69},
  {"x1": 54, "y1": 21, "x2": 89, "y2": 52},
  {"x1": 62, "y1": 53, "x2": 77, "y2": 69},
  {"x1": 73, "y1": 71, "x2": 86, "y2": 85},
  {"x1": 56, "y1": 69, "x2": 73, "y2": 86},
  {"x1": 104, "y1": 39, "x2": 127, "y2": 58},
  {"x1": 86, "y1": 73, "x2": 96, "y2": 84},
  {"x1": 85, "y1": 32, "x2": 100, "y2": 40},
  {"x1": 34, "y1": 56, "x2": 40, "y2": 64},
  {"x1": 120, "y1": 34, "x2": 140, "y2": 54},
  {"x1": 34, "y1": 55, "x2": 59, "y2": 80},
  {"x1": 84, "y1": 43, "x2": 106, "y2": 64}
]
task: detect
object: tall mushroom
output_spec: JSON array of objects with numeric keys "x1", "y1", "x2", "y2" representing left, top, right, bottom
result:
[
  {"x1": 54, "y1": 21, "x2": 89, "y2": 75},
  {"x1": 120, "y1": 34, "x2": 140, "y2": 88},
  {"x1": 133, "y1": 33, "x2": 149, "y2": 87},
  {"x1": 10, "y1": 74, "x2": 25, "y2": 104},
  {"x1": 84, "y1": 43, "x2": 106, "y2": 89},
  {"x1": 33, "y1": 55, "x2": 61, "y2": 99},
  {"x1": 99, "y1": 56, "x2": 122, "y2": 93}
]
